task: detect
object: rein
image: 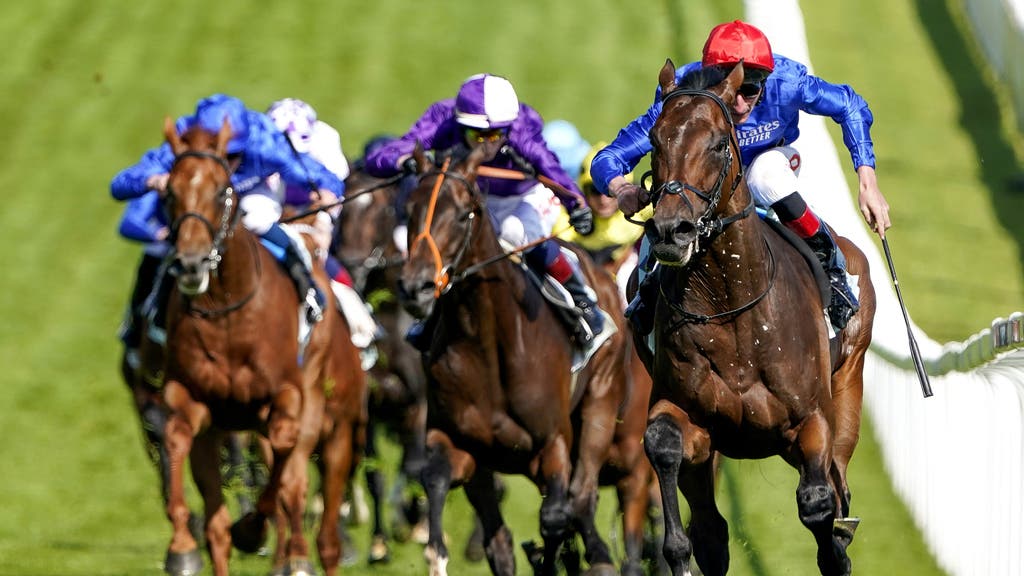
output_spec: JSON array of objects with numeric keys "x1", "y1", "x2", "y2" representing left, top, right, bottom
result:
[{"x1": 280, "y1": 172, "x2": 407, "y2": 223}]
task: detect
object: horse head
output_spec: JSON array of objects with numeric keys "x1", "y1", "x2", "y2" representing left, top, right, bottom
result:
[
  {"x1": 162, "y1": 117, "x2": 238, "y2": 296},
  {"x1": 646, "y1": 59, "x2": 750, "y2": 267},
  {"x1": 335, "y1": 168, "x2": 401, "y2": 293},
  {"x1": 398, "y1": 142, "x2": 491, "y2": 318}
]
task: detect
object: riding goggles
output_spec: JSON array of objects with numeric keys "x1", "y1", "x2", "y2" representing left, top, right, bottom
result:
[{"x1": 465, "y1": 127, "x2": 508, "y2": 143}]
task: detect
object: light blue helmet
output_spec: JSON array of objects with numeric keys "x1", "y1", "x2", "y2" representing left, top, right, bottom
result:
[{"x1": 542, "y1": 119, "x2": 591, "y2": 181}]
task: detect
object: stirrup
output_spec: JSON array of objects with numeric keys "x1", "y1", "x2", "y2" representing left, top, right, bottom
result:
[{"x1": 304, "y1": 289, "x2": 324, "y2": 324}]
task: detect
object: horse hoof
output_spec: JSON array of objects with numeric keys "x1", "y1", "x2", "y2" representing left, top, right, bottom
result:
[
  {"x1": 583, "y1": 562, "x2": 619, "y2": 576},
  {"x1": 463, "y1": 539, "x2": 485, "y2": 563},
  {"x1": 833, "y1": 516, "x2": 860, "y2": 539},
  {"x1": 230, "y1": 512, "x2": 267, "y2": 554},
  {"x1": 368, "y1": 535, "x2": 390, "y2": 564},
  {"x1": 164, "y1": 548, "x2": 203, "y2": 576},
  {"x1": 410, "y1": 518, "x2": 429, "y2": 544}
]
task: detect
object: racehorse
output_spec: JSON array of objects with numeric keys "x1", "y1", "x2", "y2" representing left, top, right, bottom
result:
[
  {"x1": 636, "y1": 60, "x2": 876, "y2": 576},
  {"x1": 334, "y1": 166, "x2": 430, "y2": 560},
  {"x1": 157, "y1": 118, "x2": 363, "y2": 576},
  {"x1": 398, "y1": 142, "x2": 634, "y2": 576}
]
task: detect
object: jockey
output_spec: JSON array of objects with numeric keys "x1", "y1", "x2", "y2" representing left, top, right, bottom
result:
[
  {"x1": 592, "y1": 20, "x2": 892, "y2": 332},
  {"x1": 266, "y1": 98, "x2": 381, "y2": 362},
  {"x1": 111, "y1": 93, "x2": 345, "y2": 330},
  {"x1": 115, "y1": 190, "x2": 170, "y2": 365},
  {"x1": 366, "y1": 73, "x2": 607, "y2": 349},
  {"x1": 556, "y1": 142, "x2": 647, "y2": 307}
]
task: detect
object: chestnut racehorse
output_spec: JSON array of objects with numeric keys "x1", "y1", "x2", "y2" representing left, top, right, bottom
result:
[
  {"x1": 157, "y1": 119, "x2": 363, "y2": 576},
  {"x1": 399, "y1": 143, "x2": 639, "y2": 576},
  {"x1": 637, "y1": 60, "x2": 876, "y2": 576}
]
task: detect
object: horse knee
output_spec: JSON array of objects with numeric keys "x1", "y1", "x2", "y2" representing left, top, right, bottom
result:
[
  {"x1": 797, "y1": 480, "x2": 836, "y2": 529},
  {"x1": 539, "y1": 493, "x2": 572, "y2": 542},
  {"x1": 644, "y1": 415, "x2": 683, "y2": 473}
]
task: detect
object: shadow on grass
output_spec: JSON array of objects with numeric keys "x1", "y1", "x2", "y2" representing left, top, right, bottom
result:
[{"x1": 914, "y1": 0, "x2": 1024, "y2": 285}]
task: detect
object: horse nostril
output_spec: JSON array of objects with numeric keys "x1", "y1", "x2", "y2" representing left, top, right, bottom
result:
[{"x1": 673, "y1": 221, "x2": 696, "y2": 243}]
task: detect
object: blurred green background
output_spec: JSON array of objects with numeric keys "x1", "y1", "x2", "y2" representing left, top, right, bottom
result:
[{"x1": 0, "y1": 0, "x2": 1019, "y2": 574}]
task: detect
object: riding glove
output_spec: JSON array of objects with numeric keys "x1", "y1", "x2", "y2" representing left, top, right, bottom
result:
[{"x1": 569, "y1": 205, "x2": 595, "y2": 236}]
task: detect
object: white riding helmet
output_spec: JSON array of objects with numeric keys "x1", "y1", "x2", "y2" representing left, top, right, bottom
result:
[
  {"x1": 454, "y1": 73, "x2": 520, "y2": 129},
  {"x1": 267, "y1": 98, "x2": 317, "y2": 153}
]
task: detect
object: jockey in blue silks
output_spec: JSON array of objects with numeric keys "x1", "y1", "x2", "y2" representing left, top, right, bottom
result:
[
  {"x1": 116, "y1": 190, "x2": 170, "y2": 359},
  {"x1": 111, "y1": 93, "x2": 345, "y2": 333},
  {"x1": 591, "y1": 20, "x2": 892, "y2": 333},
  {"x1": 365, "y1": 73, "x2": 608, "y2": 349}
]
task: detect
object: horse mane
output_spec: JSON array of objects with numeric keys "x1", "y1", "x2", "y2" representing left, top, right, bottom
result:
[{"x1": 677, "y1": 66, "x2": 727, "y2": 92}]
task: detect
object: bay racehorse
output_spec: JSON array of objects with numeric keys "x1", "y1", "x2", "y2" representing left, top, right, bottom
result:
[
  {"x1": 334, "y1": 166, "x2": 431, "y2": 560},
  {"x1": 399, "y1": 142, "x2": 635, "y2": 576},
  {"x1": 637, "y1": 60, "x2": 876, "y2": 576},
  {"x1": 158, "y1": 118, "x2": 363, "y2": 576}
]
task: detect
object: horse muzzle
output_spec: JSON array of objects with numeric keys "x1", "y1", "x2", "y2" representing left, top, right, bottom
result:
[
  {"x1": 170, "y1": 251, "x2": 212, "y2": 295},
  {"x1": 646, "y1": 218, "x2": 698, "y2": 266},
  {"x1": 397, "y1": 276, "x2": 436, "y2": 319}
]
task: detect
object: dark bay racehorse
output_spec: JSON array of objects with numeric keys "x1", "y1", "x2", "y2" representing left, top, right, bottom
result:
[
  {"x1": 638, "y1": 61, "x2": 876, "y2": 576},
  {"x1": 158, "y1": 119, "x2": 363, "y2": 576},
  {"x1": 334, "y1": 167, "x2": 430, "y2": 560},
  {"x1": 399, "y1": 143, "x2": 635, "y2": 576}
]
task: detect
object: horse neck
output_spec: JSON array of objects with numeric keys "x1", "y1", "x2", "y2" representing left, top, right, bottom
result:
[
  {"x1": 675, "y1": 193, "x2": 769, "y2": 310},
  {"x1": 444, "y1": 214, "x2": 525, "y2": 328}
]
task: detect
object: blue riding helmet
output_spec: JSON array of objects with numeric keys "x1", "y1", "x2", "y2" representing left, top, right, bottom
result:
[
  {"x1": 177, "y1": 94, "x2": 250, "y2": 154},
  {"x1": 542, "y1": 119, "x2": 591, "y2": 181}
]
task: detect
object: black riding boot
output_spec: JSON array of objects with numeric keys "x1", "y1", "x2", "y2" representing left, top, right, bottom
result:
[
  {"x1": 282, "y1": 243, "x2": 326, "y2": 325},
  {"x1": 561, "y1": 270, "x2": 604, "y2": 346},
  {"x1": 805, "y1": 227, "x2": 859, "y2": 330},
  {"x1": 625, "y1": 267, "x2": 659, "y2": 337}
]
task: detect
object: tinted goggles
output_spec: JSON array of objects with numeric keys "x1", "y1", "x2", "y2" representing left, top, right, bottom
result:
[{"x1": 465, "y1": 127, "x2": 508, "y2": 143}]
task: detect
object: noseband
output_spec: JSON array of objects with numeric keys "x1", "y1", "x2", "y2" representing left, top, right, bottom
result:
[
  {"x1": 643, "y1": 88, "x2": 754, "y2": 240},
  {"x1": 167, "y1": 150, "x2": 238, "y2": 271}
]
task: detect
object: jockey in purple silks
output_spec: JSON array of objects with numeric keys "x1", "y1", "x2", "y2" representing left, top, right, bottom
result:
[
  {"x1": 111, "y1": 94, "x2": 345, "y2": 333},
  {"x1": 366, "y1": 73, "x2": 609, "y2": 350},
  {"x1": 591, "y1": 20, "x2": 892, "y2": 333}
]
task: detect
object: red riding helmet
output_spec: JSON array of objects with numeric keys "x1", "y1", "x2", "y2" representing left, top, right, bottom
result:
[{"x1": 702, "y1": 20, "x2": 774, "y2": 72}]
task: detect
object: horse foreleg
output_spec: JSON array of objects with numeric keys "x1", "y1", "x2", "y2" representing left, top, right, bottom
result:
[
  {"x1": 190, "y1": 429, "x2": 231, "y2": 576},
  {"x1": 569, "y1": 392, "x2": 618, "y2": 569},
  {"x1": 645, "y1": 401, "x2": 712, "y2": 576},
  {"x1": 793, "y1": 411, "x2": 849, "y2": 576},
  {"x1": 421, "y1": 430, "x2": 459, "y2": 576},
  {"x1": 317, "y1": 417, "x2": 356, "y2": 576},
  {"x1": 616, "y1": 455, "x2": 652, "y2": 576},
  {"x1": 363, "y1": 416, "x2": 391, "y2": 562},
  {"x1": 678, "y1": 452, "x2": 727, "y2": 576},
  {"x1": 464, "y1": 468, "x2": 516, "y2": 576},
  {"x1": 162, "y1": 380, "x2": 206, "y2": 576},
  {"x1": 537, "y1": 434, "x2": 572, "y2": 576}
]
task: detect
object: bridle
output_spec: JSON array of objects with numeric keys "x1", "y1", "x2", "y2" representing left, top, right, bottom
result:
[
  {"x1": 409, "y1": 157, "x2": 480, "y2": 298},
  {"x1": 649, "y1": 87, "x2": 776, "y2": 325},
  {"x1": 166, "y1": 150, "x2": 240, "y2": 272},
  {"x1": 641, "y1": 88, "x2": 755, "y2": 241}
]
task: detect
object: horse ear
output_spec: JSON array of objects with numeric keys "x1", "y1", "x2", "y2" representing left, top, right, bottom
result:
[
  {"x1": 719, "y1": 60, "x2": 745, "y2": 102},
  {"x1": 659, "y1": 58, "x2": 678, "y2": 94},
  {"x1": 164, "y1": 116, "x2": 185, "y2": 155},
  {"x1": 215, "y1": 118, "x2": 233, "y2": 156},
  {"x1": 464, "y1": 141, "x2": 492, "y2": 175}
]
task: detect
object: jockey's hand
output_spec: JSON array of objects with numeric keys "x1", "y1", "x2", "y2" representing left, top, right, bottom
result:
[
  {"x1": 856, "y1": 166, "x2": 891, "y2": 238},
  {"x1": 312, "y1": 188, "x2": 341, "y2": 219},
  {"x1": 610, "y1": 179, "x2": 644, "y2": 217},
  {"x1": 569, "y1": 205, "x2": 595, "y2": 236},
  {"x1": 147, "y1": 173, "x2": 169, "y2": 193}
]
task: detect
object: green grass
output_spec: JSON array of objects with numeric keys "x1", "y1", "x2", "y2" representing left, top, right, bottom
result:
[{"x1": 1, "y1": 0, "x2": 1019, "y2": 574}]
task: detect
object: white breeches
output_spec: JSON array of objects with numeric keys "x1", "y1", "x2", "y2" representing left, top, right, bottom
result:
[{"x1": 744, "y1": 145, "x2": 802, "y2": 207}]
